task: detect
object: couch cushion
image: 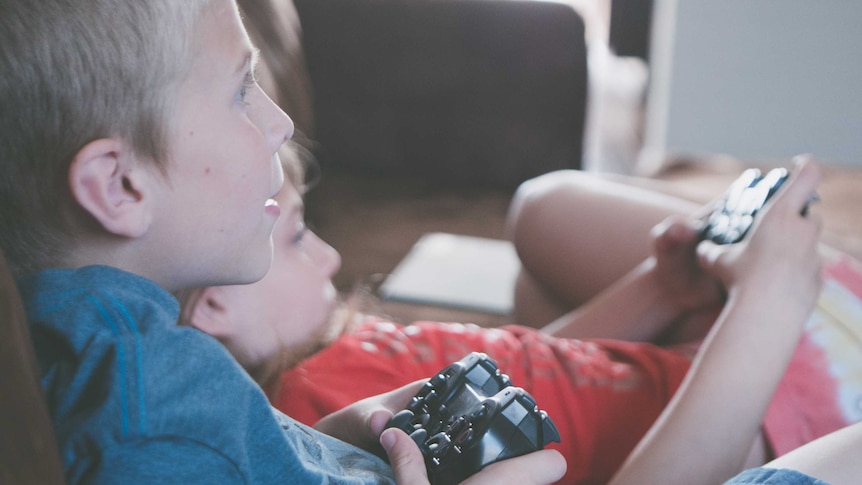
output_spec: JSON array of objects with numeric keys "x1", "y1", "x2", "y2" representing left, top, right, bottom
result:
[{"x1": 294, "y1": 0, "x2": 588, "y2": 188}]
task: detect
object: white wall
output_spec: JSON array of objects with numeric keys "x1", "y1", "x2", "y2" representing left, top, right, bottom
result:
[{"x1": 641, "y1": 0, "x2": 862, "y2": 172}]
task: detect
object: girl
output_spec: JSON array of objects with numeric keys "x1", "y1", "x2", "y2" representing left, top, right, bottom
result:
[{"x1": 180, "y1": 155, "x2": 855, "y2": 484}]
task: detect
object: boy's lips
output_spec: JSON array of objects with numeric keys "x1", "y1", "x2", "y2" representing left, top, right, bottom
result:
[{"x1": 265, "y1": 177, "x2": 284, "y2": 216}]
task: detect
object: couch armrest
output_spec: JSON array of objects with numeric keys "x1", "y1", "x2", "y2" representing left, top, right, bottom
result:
[
  {"x1": 0, "y1": 248, "x2": 64, "y2": 484},
  {"x1": 295, "y1": 0, "x2": 587, "y2": 188}
]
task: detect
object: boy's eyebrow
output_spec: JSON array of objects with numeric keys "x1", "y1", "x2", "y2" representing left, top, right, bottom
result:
[{"x1": 235, "y1": 47, "x2": 261, "y2": 76}]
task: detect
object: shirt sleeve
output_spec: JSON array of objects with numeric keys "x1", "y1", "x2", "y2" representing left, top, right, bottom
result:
[{"x1": 83, "y1": 436, "x2": 245, "y2": 484}]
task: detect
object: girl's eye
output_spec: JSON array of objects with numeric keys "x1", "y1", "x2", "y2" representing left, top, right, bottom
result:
[{"x1": 292, "y1": 221, "x2": 307, "y2": 245}]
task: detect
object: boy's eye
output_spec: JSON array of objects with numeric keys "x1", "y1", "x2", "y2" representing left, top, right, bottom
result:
[{"x1": 235, "y1": 71, "x2": 256, "y2": 106}]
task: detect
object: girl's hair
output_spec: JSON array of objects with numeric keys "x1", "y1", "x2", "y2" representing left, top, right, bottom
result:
[{"x1": 0, "y1": 0, "x2": 211, "y2": 276}]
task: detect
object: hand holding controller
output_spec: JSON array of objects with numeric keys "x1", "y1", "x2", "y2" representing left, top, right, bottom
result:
[
  {"x1": 702, "y1": 167, "x2": 815, "y2": 245},
  {"x1": 386, "y1": 352, "x2": 560, "y2": 484}
]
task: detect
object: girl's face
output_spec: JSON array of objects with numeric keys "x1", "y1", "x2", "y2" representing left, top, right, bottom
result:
[{"x1": 211, "y1": 182, "x2": 342, "y2": 383}]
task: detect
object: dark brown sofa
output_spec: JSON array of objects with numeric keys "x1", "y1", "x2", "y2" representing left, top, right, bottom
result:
[{"x1": 241, "y1": 0, "x2": 589, "y2": 188}]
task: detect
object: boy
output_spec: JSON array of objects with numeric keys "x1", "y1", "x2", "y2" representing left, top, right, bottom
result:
[{"x1": 0, "y1": 1, "x2": 564, "y2": 483}]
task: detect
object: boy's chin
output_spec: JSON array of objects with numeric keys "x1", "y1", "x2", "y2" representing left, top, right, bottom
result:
[{"x1": 234, "y1": 254, "x2": 273, "y2": 286}]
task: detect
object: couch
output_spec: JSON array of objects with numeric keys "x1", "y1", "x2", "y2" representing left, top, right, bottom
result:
[{"x1": 239, "y1": 0, "x2": 589, "y2": 188}]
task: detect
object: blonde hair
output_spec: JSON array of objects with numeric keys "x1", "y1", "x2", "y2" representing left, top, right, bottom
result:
[{"x1": 0, "y1": 0, "x2": 212, "y2": 276}]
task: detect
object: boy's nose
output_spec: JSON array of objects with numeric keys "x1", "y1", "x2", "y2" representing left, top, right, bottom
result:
[
  {"x1": 255, "y1": 89, "x2": 294, "y2": 153},
  {"x1": 268, "y1": 106, "x2": 294, "y2": 153}
]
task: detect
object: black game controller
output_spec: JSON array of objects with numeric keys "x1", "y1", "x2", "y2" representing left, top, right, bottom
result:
[
  {"x1": 702, "y1": 167, "x2": 793, "y2": 245},
  {"x1": 386, "y1": 352, "x2": 560, "y2": 484}
]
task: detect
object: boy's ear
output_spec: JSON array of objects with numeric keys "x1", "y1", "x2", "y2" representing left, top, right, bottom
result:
[
  {"x1": 68, "y1": 138, "x2": 156, "y2": 238},
  {"x1": 183, "y1": 286, "x2": 234, "y2": 338}
]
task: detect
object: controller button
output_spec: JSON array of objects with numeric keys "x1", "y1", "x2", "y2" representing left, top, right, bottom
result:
[
  {"x1": 424, "y1": 389, "x2": 439, "y2": 406},
  {"x1": 455, "y1": 426, "x2": 473, "y2": 446},
  {"x1": 388, "y1": 409, "x2": 415, "y2": 431},
  {"x1": 502, "y1": 400, "x2": 528, "y2": 425},
  {"x1": 417, "y1": 412, "x2": 431, "y2": 428},
  {"x1": 409, "y1": 428, "x2": 428, "y2": 448},
  {"x1": 428, "y1": 432, "x2": 453, "y2": 459}
]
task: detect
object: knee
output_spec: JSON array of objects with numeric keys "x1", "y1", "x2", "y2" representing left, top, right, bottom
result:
[{"x1": 505, "y1": 169, "x2": 591, "y2": 244}]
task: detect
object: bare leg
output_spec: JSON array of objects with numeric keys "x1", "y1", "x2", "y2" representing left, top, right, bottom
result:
[
  {"x1": 507, "y1": 169, "x2": 781, "y2": 471},
  {"x1": 760, "y1": 421, "x2": 862, "y2": 483},
  {"x1": 505, "y1": 169, "x2": 700, "y2": 327}
]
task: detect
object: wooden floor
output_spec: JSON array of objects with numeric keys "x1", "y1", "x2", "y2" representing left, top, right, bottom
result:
[{"x1": 306, "y1": 161, "x2": 862, "y2": 327}]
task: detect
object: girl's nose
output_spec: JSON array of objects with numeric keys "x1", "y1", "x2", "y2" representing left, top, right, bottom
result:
[{"x1": 307, "y1": 231, "x2": 341, "y2": 278}]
